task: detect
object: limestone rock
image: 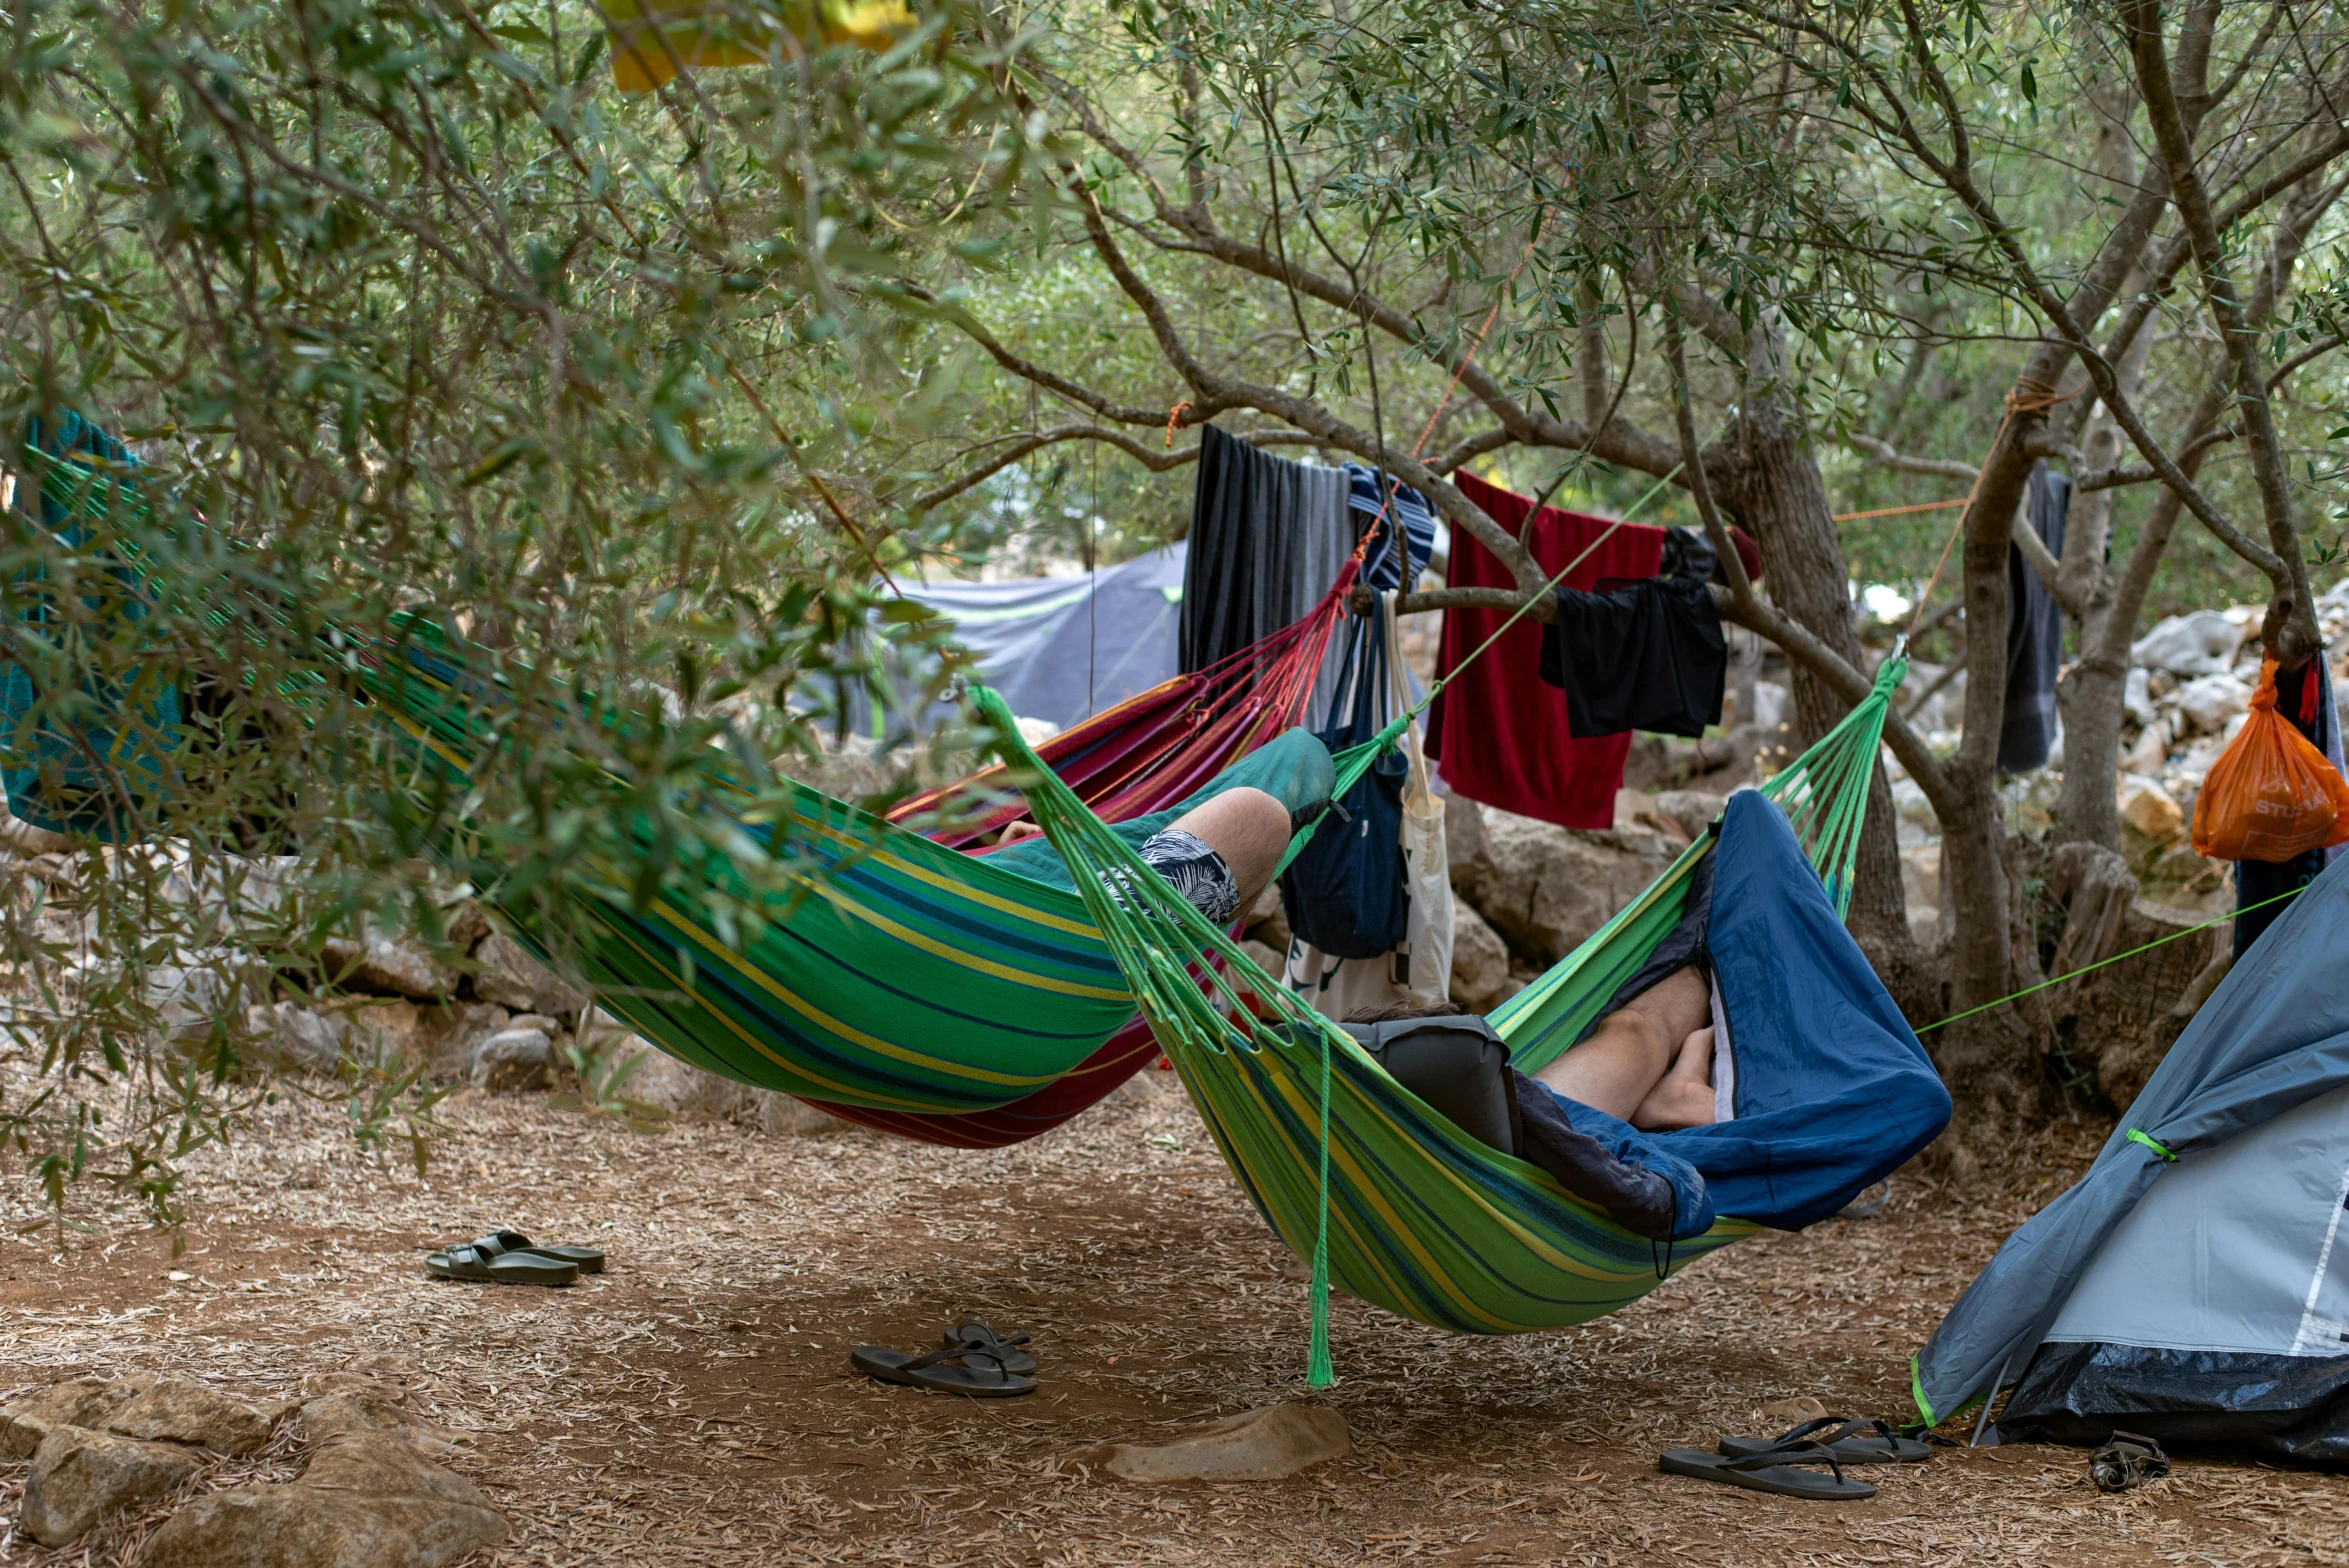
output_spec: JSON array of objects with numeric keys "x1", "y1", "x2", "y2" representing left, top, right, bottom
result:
[
  {"x1": 1650, "y1": 789, "x2": 1727, "y2": 842},
  {"x1": 300, "y1": 1431, "x2": 488, "y2": 1506},
  {"x1": 1448, "y1": 903, "x2": 1516, "y2": 1013},
  {"x1": 2132, "y1": 610, "x2": 2241, "y2": 677},
  {"x1": 142, "y1": 1485, "x2": 506, "y2": 1568},
  {"x1": 1066, "y1": 1403, "x2": 1350, "y2": 1483},
  {"x1": 246, "y1": 1002, "x2": 348, "y2": 1075},
  {"x1": 20, "y1": 1424, "x2": 203, "y2": 1544},
  {"x1": 105, "y1": 1377, "x2": 270, "y2": 1455},
  {"x1": 1, "y1": 1378, "x2": 136, "y2": 1458},
  {"x1": 1757, "y1": 1395, "x2": 1829, "y2": 1429},
  {"x1": 1448, "y1": 805, "x2": 1677, "y2": 967},
  {"x1": 471, "y1": 1026, "x2": 553, "y2": 1091},
  {"x1": 2124, "y1": 666, "x2": 2158, "y2": 727},
  {"x1": 2119, "y1": 779, "x2": 2185, "y2": 844},
  {"x1": 321, "y1": 924, "x2": 460, "y2": 1000},
  {"x1": 347, "y1": 1000, "x2": 511, "y2": 1078},
  {"x1": 2175, "y1": 672, "x2": 2253, "y2": 735},
  {"x1": 298, "y1": 1392, "x2": 457, "y2": 1457},
  {"x1": 470, "y1": 931, "x2": 587, "y2": 1018},
  {"x1": 620, "y1": 1039, "x2": 834, "y2": 1132}
]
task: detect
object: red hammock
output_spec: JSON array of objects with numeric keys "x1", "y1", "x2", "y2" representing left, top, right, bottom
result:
[{"x1": 795, "y1": 564, "x2": 1356, "y2": 1147}]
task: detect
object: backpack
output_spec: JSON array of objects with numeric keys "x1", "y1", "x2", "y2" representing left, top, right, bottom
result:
[{"x1": 1280, "y1": 611, "x2": 1410, "y2": 959}]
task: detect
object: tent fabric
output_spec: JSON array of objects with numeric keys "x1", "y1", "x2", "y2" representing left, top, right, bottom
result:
[
  {"x1": 1522, "y1": 789, "x2": 1950, "y2": 1236},
  {"x1": 1912, "y1": 849, "x2": 2349, "y2": 1430},
  {"x1": 903, "y1": 547, "x2": 1185, "y2": 732}
]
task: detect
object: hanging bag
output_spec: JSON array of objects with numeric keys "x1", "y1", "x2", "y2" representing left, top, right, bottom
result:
[
  {"x1": 1385, "y1": 589, "x2": 1454, "y2": 997},
  {"x1": 2190, "y1": 658, "x2": 2349, "y2": 862},
  {"x1": 1280, "y1": 608, "x2": 1410, "y2": 959}
]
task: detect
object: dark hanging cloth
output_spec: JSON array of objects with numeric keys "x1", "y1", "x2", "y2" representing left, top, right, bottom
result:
[
  {"x1": 2236, "y1": 656, "x2": 2333, "y2": 959},
  {"x1": 1999, "y1": 461, "x2": 2071, "y2": 773},
  {"x1": 1178, "y1": 424, "x2": 1348, "y2": 673},
  {"x1": 1535, "y1": 528, "x2": 1728, "y2": 739},
  {"x1": 1280, "y1": 609, "x2": 1410, "y2": 959}
]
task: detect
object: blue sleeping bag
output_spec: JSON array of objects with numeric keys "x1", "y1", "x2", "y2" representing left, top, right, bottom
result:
[{"x1": 1530, "y1": 789, "x2": 1952, "y2": 1236}]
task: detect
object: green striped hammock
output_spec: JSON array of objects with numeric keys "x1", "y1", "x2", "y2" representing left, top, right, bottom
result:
[{"x1": 972, "y1": 650, "x2": 1905, "y2": 1381}]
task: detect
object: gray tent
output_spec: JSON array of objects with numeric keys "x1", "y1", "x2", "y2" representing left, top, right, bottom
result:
[{"x1": 1914, "y1": 852, "x2": 2349, "y2": 1464}]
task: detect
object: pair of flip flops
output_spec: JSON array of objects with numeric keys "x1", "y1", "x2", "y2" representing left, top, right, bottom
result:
[
  {"x1": 1661, "y1": 1417, "x2": 1933, "y2": 1500},
  {"x1": 425, "y1": 1230, "x2": 605, "y2": 1287},
  {"x1": 852, "y1": 1320, "x2": 1037, "y2": 1397}
]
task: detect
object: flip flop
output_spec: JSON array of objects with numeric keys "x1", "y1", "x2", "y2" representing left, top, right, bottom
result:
[
  {"x1": 1720, "y1": 1417, "x2": 1932, "y2": 1465},
  {"x1": 942, "y1": 1320, "x2": 1036, "y2": 1375},
  {"x1": 1660, "y1": 1441, "x2": 1877, "y2": 1500},
  {"x1": 851, "y1": 1342, "x2": 1036, "y2": 1397},
  {"x1": 480, "y1": 1229, "x2": 606, "y2": 1274},
  {"x1": 425, "y1": 1241, "x2": 579, "y2": 1287}
]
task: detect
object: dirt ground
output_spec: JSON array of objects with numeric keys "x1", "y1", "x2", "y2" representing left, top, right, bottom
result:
[{"x1": 0, "y1": 1071, "x2": 2341, "y2": 1568}]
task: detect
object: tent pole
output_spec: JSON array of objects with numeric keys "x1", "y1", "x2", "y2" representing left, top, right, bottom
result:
[{"x1": 1971, "y1": 1347, "x2": 2019, "y2": 1447}]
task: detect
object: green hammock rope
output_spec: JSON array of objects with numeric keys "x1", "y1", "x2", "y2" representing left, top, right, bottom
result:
[{"x1": 973, "y1": 645, "x2": 1907, "y2": 1385}]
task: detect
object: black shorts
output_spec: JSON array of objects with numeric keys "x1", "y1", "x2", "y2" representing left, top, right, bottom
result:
[{"x1": 1134, "y1": 827, "x2": 1241, "y2": 925}]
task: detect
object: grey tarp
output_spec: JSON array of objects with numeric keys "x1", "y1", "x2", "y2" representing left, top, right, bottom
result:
[{"x1": 1912, "y1": 848, "x2": 2349, "y2": 1426}]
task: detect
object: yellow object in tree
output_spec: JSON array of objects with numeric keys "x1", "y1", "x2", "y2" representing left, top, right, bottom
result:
[{"x1": 606, "y1": 0, "x2": 914, "y2": 91}]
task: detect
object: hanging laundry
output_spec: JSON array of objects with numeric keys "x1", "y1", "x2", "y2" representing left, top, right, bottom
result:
[
  {"x1": 1427, "y1": 474, "x2": 1668, "y2": 830},
  {"x1": 1999, "y1": 459, "x2": 2072, "y2": 773},
  {"x1": 1536, "y1": 527, "x2": 1728, "y2": 739},
  {"x1": 1180, "y1": 425, "x2": 1351, "y2": 673},
  {"x1": 1343, "y1": 464, "x2": 1438, "y2": 591}
]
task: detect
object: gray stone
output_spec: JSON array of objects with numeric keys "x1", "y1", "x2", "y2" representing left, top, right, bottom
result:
[
  {"x1": 20, "y1": 1424, "x2": 203, "y2": 1545},
  {"x1": 1650, "y1": 789, "x2": 1728, "y2": 843},
  {"x1": 2132, "y1": 610, "x2": 2242, "y2": 676},
  {"x1": 2175, "y1": 672, "x2": 2253, "y2": 734},
  {"x1": 298, "y1": 1393, "x2": 458, "y2": 1458},
  {"x1": 470, "y1": 931, "x2": 587, "y2": 1017},
  {"x1": 104, "y1": 1377, "x2": 270, "y2": 1454},
  {"x1": 1447, "y1": 903, "x2": 1516, "y2": 1013},
  {"x1": 2124, "y1": 665, "x2": 2158, "y2": 726},
  {"x1": 300, "y1": 1431, "x2": 488, "y2": 1506},
  {"x1": 1065, "y1": 1403, "x2": 1351, "y2": 1483},
  {"x1": 471, "y1": 1026, "x2": 553, "y2": 1090},
  {"x1": 245, "y1": 1002, "x2": 348, "y2": 1075},
  {"x1": 321, "y1": 923, "x2": 460, "y2": 1000},
  {"x1": 346, "y1": 1000, "x2": 510, "y2": 1078},
  {"x1": 1448, "y1": 805, "x2": 1678, "y2": 967},
  {"x1": 142, "y1": 1485, "x2": 506, "y2": 1568},
  {"x1": 0, "y1": 1377, "x2": 136, "y2": 1458}
]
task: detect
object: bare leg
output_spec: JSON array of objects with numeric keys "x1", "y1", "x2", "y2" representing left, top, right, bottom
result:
[
  {"x1": 1632, "y1": 1025, "x2": 1717, "y2": 1130},
  {"x1": 1163, "y1": 786, "x2": 1290, "y2": 913},
  {"x1": 1533, "y1": 965, "x2": 1709, "y2": 1122}
]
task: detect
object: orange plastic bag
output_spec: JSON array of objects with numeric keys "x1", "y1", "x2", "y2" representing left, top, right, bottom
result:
[{"x1": 2190, "y1": 659, "x2": 2349, "y2": 861}]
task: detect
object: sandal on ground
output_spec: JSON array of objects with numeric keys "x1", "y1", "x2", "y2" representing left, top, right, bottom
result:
[
  {"x1": 1660, "y1": 1441, "x2": 1876, "y2": 1500},
  {"x1": 851, "y1": 1342, "x2": 1037, "y2": 1397},
  {"x1": 942, "y1": 1320, "x2": 1036, "y2": 1375},
  {"x1": 425, "y1": 1241, "x2": 579, "y2": 1287},
  {"x1": 2090, "y1": 1431, "x2": 2170, "y2": 1492},
  {"x1": 1720, "y1": 1417, "x2": 1931, "y2": 1465},
  {"x1": 480, "y1": 1229, "x2": 606, "y2": 1274}
]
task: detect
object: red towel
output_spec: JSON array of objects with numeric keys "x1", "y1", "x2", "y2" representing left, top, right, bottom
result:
[{"x1": 1429, "y1": 474, "x2": 1743, "y2": 831}]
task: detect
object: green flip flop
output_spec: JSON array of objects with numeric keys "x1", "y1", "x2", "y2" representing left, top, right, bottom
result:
[{"x1": 425, "y1": 1240, "x2": 579, "y2": 1287}]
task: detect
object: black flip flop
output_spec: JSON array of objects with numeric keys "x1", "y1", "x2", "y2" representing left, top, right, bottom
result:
[
  {"x1": 851, "y1": 1342, "x2": 1036, "y2": 1397},
  {"x1": 1660, "y1": 1441, "x2": 1876, "y2": 1500},
  {"x1": 425, "y1": 1241, "x2": 579, "y2": 1287},
  {"x1": 942, "y1": 1320, "x2": 1036, "y2": 1375},
  {"x1": 1720, "y1": 1417, "x2": 1932, "y2": 1465},
  {"x1": 2090, "y1": 1431, "x2": 2170, "y2": 1492},
  {"x1": 481, "y1": 1229, "x2": 606, "y2": 1274}
]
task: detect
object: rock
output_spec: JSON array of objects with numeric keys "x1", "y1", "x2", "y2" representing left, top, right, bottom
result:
[
  {"x1": 1749, "y1": 679, "x2": 1789, "y2": 734},
  {"x1": 2124, "y1": 666, "x2": 2158, "y2": 726},
  {"x1": 144, "y1": 955, "x2": 262, "y2": 1046},
  {"x1": 617, "y1": 1038, "x2": 835, "y2": 1133},
  {"x1": 301, "y1": 1431, "x2": 488, "y2": 1506},
  {"x1": 1242, "y1": 881, "x2": 1291, "y2": 955},
  {"x1": 2118, "y1": 780, "x2": 2185, "y2": 844},
  {"x1": 1448, "y1": 903, "x2": 1515, "y2": 1013},
  {"x1": 1065, "y1": 1403, "x2": 1350, "y2": 1483},
  {"x1": 20, "y1": 1424, "x2": 203, "y2": 1544},
  {"x1": 2125, "y1": 718, "x2": 2170, "y2": 776},
  {"x1": 1650, "y1": 790, "x2": 1727, "y2": 842},
  {"x1": 321, "y1": 923, "x2": 460, "y2": 1000},
  {"x1": 1, "y1": 1378, "x2": 137, "y2": 1458},
  {"x1": 1448, "y1": 805, "x2": 1677, "y2": 967},
  {"x1": 105, "y1": 1377, "x2": 271, "y2": 1454},
  {"x1": 1891, "y1": 776, "x2": 1936, "y2": 831},
  {"x1": 470, "y1": 931, "x2": 587, "y2": 1018},
  {"x1": 2132, "y1": 610, "x2": 2242, "y2": 676},
  {"x1": 471, "y1": 1027, "x2": 553, "y2": 1091},
  {"x1": 1758, "y1": 1395, "x2": 1829, "y2": 1429},
  {"x1": 142, "y1": 1485, "x2": 506, "y2": 1568},
  {"x1": 2176, "y1": 672, "x2": 2253, "y2": 734},
  {"x1": 347, "y1": 1000, "x2": 511, "y2": 1078},
  {"x1": 298, "y1": 1392, "x2": 457, "y2": 1457},
  {"x1": 1237, "y1": 938, "x2": 1287, "y2": 994},
  {"x1": 246, "y1": 1002, "x2": 348, "y2": 1075}
]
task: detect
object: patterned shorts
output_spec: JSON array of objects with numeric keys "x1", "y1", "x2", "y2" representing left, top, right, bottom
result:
[{"x1": 1133, "y1": 827, "x2": 1241, "y2": 925}]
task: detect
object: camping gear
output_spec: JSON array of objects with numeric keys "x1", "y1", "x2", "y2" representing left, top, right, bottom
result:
[
  {"x1": 1279, "y1": 603, "x2": 1410, "y2": 961},
  {"x1": 480, "y1": 1230, "x2": 606, "y2": 1274},
  {"x1": 1336, "y1": 1014, "x2": 1522, "y2": 1157},
  {"x1": 980, "y1": 642, "x2": 1944, "y2": 1379},
  {"x1": 2089, "y1": 1432, "x2": 2169, "y2": 1492},
  {"x1": 2191, "y1": 658, "x2": 2349, "y2": 862},
  {"x1": 1720, "y1": 1417, "x2": 1930, "y2": 1465},
  {"x1": 425, "y1": 1242, "x2": 580, "y2": 1287},
  {"x1": 850, "y1": 1341, "x2": 1037, "y2": 1397},
  {"x1": 1911, "y1": 850, "x2": 2349, "y2": 1466},
  {"x1": 942, "y1": 1321, "x2": 1036, "y2": 1375},
  {"x1": 1657, "y1": 1442, "x2": 1877, "y2": 1500},
  {"x1": 1999, "y1": 462, "x2": 2071, "y2": 773}
]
